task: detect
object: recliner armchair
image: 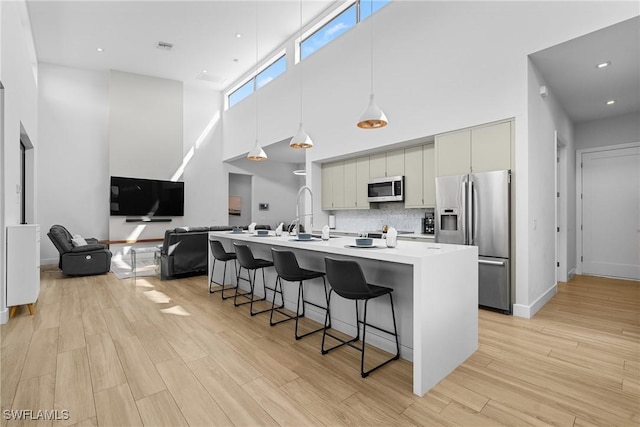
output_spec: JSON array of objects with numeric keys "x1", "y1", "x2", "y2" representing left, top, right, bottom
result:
[{"x1": 47, "y1": 225, "x2": 112, "y2": 276}]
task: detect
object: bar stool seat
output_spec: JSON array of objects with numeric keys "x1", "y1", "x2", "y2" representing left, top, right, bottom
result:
[
  {"x1": 322, "y1": 257, "x2": 400, "y2": 378},
  {"x1": 233, "y1": 243, "x2": 277, "y2": 316},
  {"x1": 208, "y1": 240, "x2": 238, "y2": 299},
  {"x1": 270, "y1": 249, "x2": 331, "y2": 340}
]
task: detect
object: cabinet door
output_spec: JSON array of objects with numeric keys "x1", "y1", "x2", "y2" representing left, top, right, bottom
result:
[
  {"x1": 404, "y1": 145, "x2": 424, "y2": 207},
  {"x1": 355, "y1": 156, "x2": 370, "y2": 209},
  {"x1": 343, "y1": 159, "x2": 357, "y2": 208},
  {"x1": 321, "y1": 163, "x2": 333, "y2": 210},
  {"x1": 423, "y1": 143, "x2": 436, "y2": 206},
  {"x1": 386, "y1": 149, "x2": 405, "y2": 177},
  {"x1": 369, "y1": 153, "x2": 386, "y2": 179},
  {"x1": 436, "y1": 130, "x2": 471, "y2": 176},
  {"x1": 6, "y1": 225, "x2": 40, "y2": 307},
  {"x1": 331, "y1": 161, "x2": 345, "y2": 209},
  {"x1": 471, "y1": 121, "x2": 511, "y2": 173}
]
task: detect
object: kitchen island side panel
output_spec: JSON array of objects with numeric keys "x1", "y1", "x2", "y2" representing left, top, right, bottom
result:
[{"x1": 414, "y1": 246, "x2": 478, "y2": 395}]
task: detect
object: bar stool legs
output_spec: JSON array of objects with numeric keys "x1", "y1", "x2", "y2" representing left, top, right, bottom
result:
[
  {"x1": 322, "y1": 257, "x2": 400, "y2": 378},
  {"x1": 270, "y1": 275, "x2": 331, "y2": 340},
  {"x1": 233, "y1": 243, "x2": 277, "y2": 316},
  {"x1": 208, "y1": 257, "x2": 239, "y2": 299}
]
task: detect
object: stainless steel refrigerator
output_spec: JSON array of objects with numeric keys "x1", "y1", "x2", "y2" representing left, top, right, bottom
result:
[{"x1": 435, "y1": 170, "x2": 511, "y2": 313}]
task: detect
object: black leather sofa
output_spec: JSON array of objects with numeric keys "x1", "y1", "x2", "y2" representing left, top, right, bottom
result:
[{"x1": 160, "y1": 225, "x2": 271, "y2": 280}]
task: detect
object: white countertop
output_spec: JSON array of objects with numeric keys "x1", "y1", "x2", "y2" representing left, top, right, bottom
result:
[{"x1": 210, "y1": 231, "x2": 465, "y2": 265}]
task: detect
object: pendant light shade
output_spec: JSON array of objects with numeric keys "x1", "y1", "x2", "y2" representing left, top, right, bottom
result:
[
  {"x1": 357, "y1": 1, "x2": 387, "y2": 129},
  {"x1": 247, "y1": 139, "x2": 267, "y2": 161},
  {"x1": 357, "y1": 94, "x2": 388, "y2": 129},
  {"x1": 289, "y1": 123, "x2": 314, "y2": 148},
  {"x1": 290, "y1": 0, "x2": 314, "y2": 150}
]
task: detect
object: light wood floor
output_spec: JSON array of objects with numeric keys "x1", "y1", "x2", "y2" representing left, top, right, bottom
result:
[{"x1": 1, "y1": 270, "x2": 638, "y2": 426}]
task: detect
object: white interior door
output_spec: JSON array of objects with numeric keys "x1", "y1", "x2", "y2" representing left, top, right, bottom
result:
[{"x1": 581, "y1": 145, "x2": 640, "y2": 280}]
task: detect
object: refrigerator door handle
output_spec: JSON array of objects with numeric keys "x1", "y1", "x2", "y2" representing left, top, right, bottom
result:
[
  {"x1": 471, "y1": 181, "x2": 479, "y2": 246},
  {"x1": 460, "y1": 180, "x2": 467, "y2": 245},
  {"x1": 466, "y1": 178, "x2": 473, "y2": 245},
  {"x1": 479, "y1": 259, "x2": 506, "y2": 266}
]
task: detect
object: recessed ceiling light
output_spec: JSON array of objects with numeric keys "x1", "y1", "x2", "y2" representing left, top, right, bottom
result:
[
  {"x1": 235, "y1": 33, "x2": 242, "y2": 38},
  {"x1": 97, "y1": 48, "x2": 104, "y2": 52},
  {"x1": 202, "y1": 69, "x2": 207, "y2": 73},
  {"x1": 596, "y1": 61, "x2": 611, "y2": 69},
  {"x1": 233, "y1": 58, "x2": 239, "y2": 63},
  {"x1": 606, "y1": 99, "x2": 616, "y2": 105}
]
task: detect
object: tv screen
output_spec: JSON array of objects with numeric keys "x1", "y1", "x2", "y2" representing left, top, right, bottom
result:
[{"x1": 110, "y1": 176, "x2": 184, "y2": 216}]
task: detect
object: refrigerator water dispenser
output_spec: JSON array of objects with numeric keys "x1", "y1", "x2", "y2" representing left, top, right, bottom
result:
[{"x1": 440, "y1": 208, "x2": 458, "y2": 231}]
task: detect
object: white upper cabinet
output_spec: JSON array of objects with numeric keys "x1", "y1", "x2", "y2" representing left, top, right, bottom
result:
[
  {"x1": 435, "y1": 120, "x2": 512, "y2": 176},
  {"x1": 323, "y1": 157, "x2": 369, "y2": 210},
  {"x1": 404, "y1": 144, "x2": 435, "y2": 208},
  {"x1": 369, "y1": 149, "x2": 405, "y2": 179}
]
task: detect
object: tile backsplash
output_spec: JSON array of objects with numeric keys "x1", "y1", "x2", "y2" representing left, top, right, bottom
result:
[{"x1": 330, "y1": 203, "x2": 433, "y2": 234}]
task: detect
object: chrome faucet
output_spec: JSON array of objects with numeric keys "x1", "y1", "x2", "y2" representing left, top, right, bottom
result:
[{"x1": 295, "y1": 186, "x2": 313, "y2": 236}]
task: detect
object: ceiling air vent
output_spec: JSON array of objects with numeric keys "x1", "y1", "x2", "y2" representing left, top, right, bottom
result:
[{"x1": 156, "y1": 41, "x2": 174, "y2": 51}]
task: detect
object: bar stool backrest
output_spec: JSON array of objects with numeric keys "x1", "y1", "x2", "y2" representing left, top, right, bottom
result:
[
  {"x1": 210, "y1": 240, "x2": 230, "y2": 260},
  {"x1": 271, "y1": 249, "x2": 303, "y2": 279},
  {"x1": 234, "y1": 243, "x2": 258, "y2": 269},
  {"x1": 324, "y1": 257, "x2": 371, "y2": 299}
]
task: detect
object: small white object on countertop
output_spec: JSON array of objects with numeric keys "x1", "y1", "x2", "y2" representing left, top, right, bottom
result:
[
  {"x1": 386, "y1": 227, "x2": 398, "y2": 248},
  {"x1": 248, "y1": 222, "x2": 256, "y2": 233},
  {"x1": 275, "y1": 222, "x2": 284, "y2": 236},
  {"x1": 321, "y1": 225, "x2": 330, "y2": 240}
]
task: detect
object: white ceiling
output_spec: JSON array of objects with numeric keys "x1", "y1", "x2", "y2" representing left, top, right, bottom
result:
[
  {"x1": 26, "y1": 2, "x2": 639, "y2": 163},
  {"x1": 27, "y1": 0, "x2": 335, "y2": 90},
  {"x1": 530, "y1": 16, "x2": 639, "y2": 123}
]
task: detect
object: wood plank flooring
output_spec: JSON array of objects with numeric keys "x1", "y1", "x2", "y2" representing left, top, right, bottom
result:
[{"x1": 1, "y1": 270, "x2": 638, "y2": 426}]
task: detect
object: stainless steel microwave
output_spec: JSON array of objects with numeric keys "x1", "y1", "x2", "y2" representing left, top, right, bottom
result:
[{"x1": 367, "y1": 176, "x2": 404, "y2": 202}]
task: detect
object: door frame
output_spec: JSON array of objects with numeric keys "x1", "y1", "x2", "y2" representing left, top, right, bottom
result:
[
  {"x1": 555, "y1": 131, "x2": 568, "y2": 283},
  {"x1": 575, "y1": 141, "x2": 640, "y2": 275}
]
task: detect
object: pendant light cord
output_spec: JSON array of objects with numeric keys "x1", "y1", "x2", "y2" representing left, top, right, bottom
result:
[
  {"x1": 369, "y1": 0, "x2": 374, "y2": 95},
  {"x1": 299, "y1": 0, "x2": 303, "y2": 125},
  {"x1": 255, "y1": 0, "x2": 259, "y2": 143}
]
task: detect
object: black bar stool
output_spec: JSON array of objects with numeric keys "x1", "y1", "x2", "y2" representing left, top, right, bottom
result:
[
  {"x1": 270, "y1": 249, "x2": 331, "y2": 340},
  {"x1": 208, "y1": 240, "x2": 238, "y2": 299},
  {"x1": 233, "y1": 243, "x2": 277, "y2": 316},
  {"x1": 322, "y1": 257, "x2": 400, "y2": 378}
]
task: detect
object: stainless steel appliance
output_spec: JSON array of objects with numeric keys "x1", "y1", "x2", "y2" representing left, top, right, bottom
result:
[
  {"x1": 435, "y1": 170, "x2": 511, "y2": 313},
  {"x1": 422, "y1": 209, "x2": 435, "y2": 235},
  {"x1": 367, "y1": 176, "x2": 404, "y2": 202}
]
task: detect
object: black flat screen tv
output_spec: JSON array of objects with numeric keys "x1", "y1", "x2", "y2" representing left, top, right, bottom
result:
[{"x1": 110, "y1": 176, "x2": 184, "y2": 216}]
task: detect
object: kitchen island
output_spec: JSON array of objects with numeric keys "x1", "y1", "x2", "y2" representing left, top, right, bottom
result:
[{"x1": 208, "y1": 231, "x2": 478, "y2": 396}]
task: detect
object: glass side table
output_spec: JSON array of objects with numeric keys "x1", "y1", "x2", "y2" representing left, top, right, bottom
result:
[{"x1": 130, "y1": 245, "x2": 162, "y2": 281}]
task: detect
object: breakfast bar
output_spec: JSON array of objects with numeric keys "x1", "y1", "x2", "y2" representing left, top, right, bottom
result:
[{"x1": 208, "y1": 231, "x2": 478, "y2": 396}]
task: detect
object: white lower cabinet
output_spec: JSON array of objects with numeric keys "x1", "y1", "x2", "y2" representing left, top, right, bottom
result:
[{"x1": 6, "y1": 224, "x2": 40, "y2": 317}]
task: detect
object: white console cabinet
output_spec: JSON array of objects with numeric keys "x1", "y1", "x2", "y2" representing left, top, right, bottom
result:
[{"x1": 6, "y1": 224, "x2": 40, "y2": 317}]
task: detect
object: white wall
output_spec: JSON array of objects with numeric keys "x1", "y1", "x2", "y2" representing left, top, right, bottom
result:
[
  {"x1": 108, "y1": 71, "x2": 185, "y2": 243},
  {"x1": 38, "y1": 63, "x2": 109, "y2": 265},
  {"x1": 518, "y1": 60, "x2": 574, "y2": 318},
  {"x1": 221, "y1": 1, "x2": 639, "y2": 316},
  {"x1": 181, "y1": 80, "x2": 226, "y2": 227},
  {"x1": 575, "y1": 112, "x2": 640, "y2": 150},
  {"x1": 1, "y1": 0, "x2": 39, "y2": 323}
]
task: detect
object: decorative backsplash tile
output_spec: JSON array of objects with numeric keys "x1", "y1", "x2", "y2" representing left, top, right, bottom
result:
[{"x1": 331, "y1": 204, "x2": 433, "y2": 234}]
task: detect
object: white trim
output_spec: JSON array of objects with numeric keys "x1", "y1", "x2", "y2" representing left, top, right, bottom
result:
[
  {"x1": 297, "y1": 0, "x2": 356, "y2": 62},
  {"x1": 512, "y1": 283, "x2": 557, "y2": 319},
  {"x1": 555, "y1": 131, "x2": 568, "y2": 283},
  {"x1": 575, "y1": 141, "x2": 640, "y2": 275}
]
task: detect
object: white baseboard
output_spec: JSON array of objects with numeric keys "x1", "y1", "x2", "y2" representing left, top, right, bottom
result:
[
  {"x1": 568, "y1": 268, "x2": 576, "y2": 280},
  {"x1": 512, "y1": 284, "x2": 557, "y2": 319},
  {"x1": 41, "y1": 258, "x2": 58, "y2": 266},
  {"x1": 0, "y1": 308, "x2": 8, "y2": 325}
]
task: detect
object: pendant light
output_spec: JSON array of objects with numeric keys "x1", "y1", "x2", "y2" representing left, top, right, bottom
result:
[
  {"x1": 289, "y1": 0, "x2": 313, "y2": 149},
  {"x1": 248, "y1": 1, "x2": 268, "y2": 161},
  {"x1": 357, "y1": 2, "x2": 388, "y2": 129}
]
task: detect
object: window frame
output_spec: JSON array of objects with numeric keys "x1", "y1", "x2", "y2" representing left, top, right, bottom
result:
[{"x1": 225, "y1": 49, "x2": 287, "y2": 110}]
